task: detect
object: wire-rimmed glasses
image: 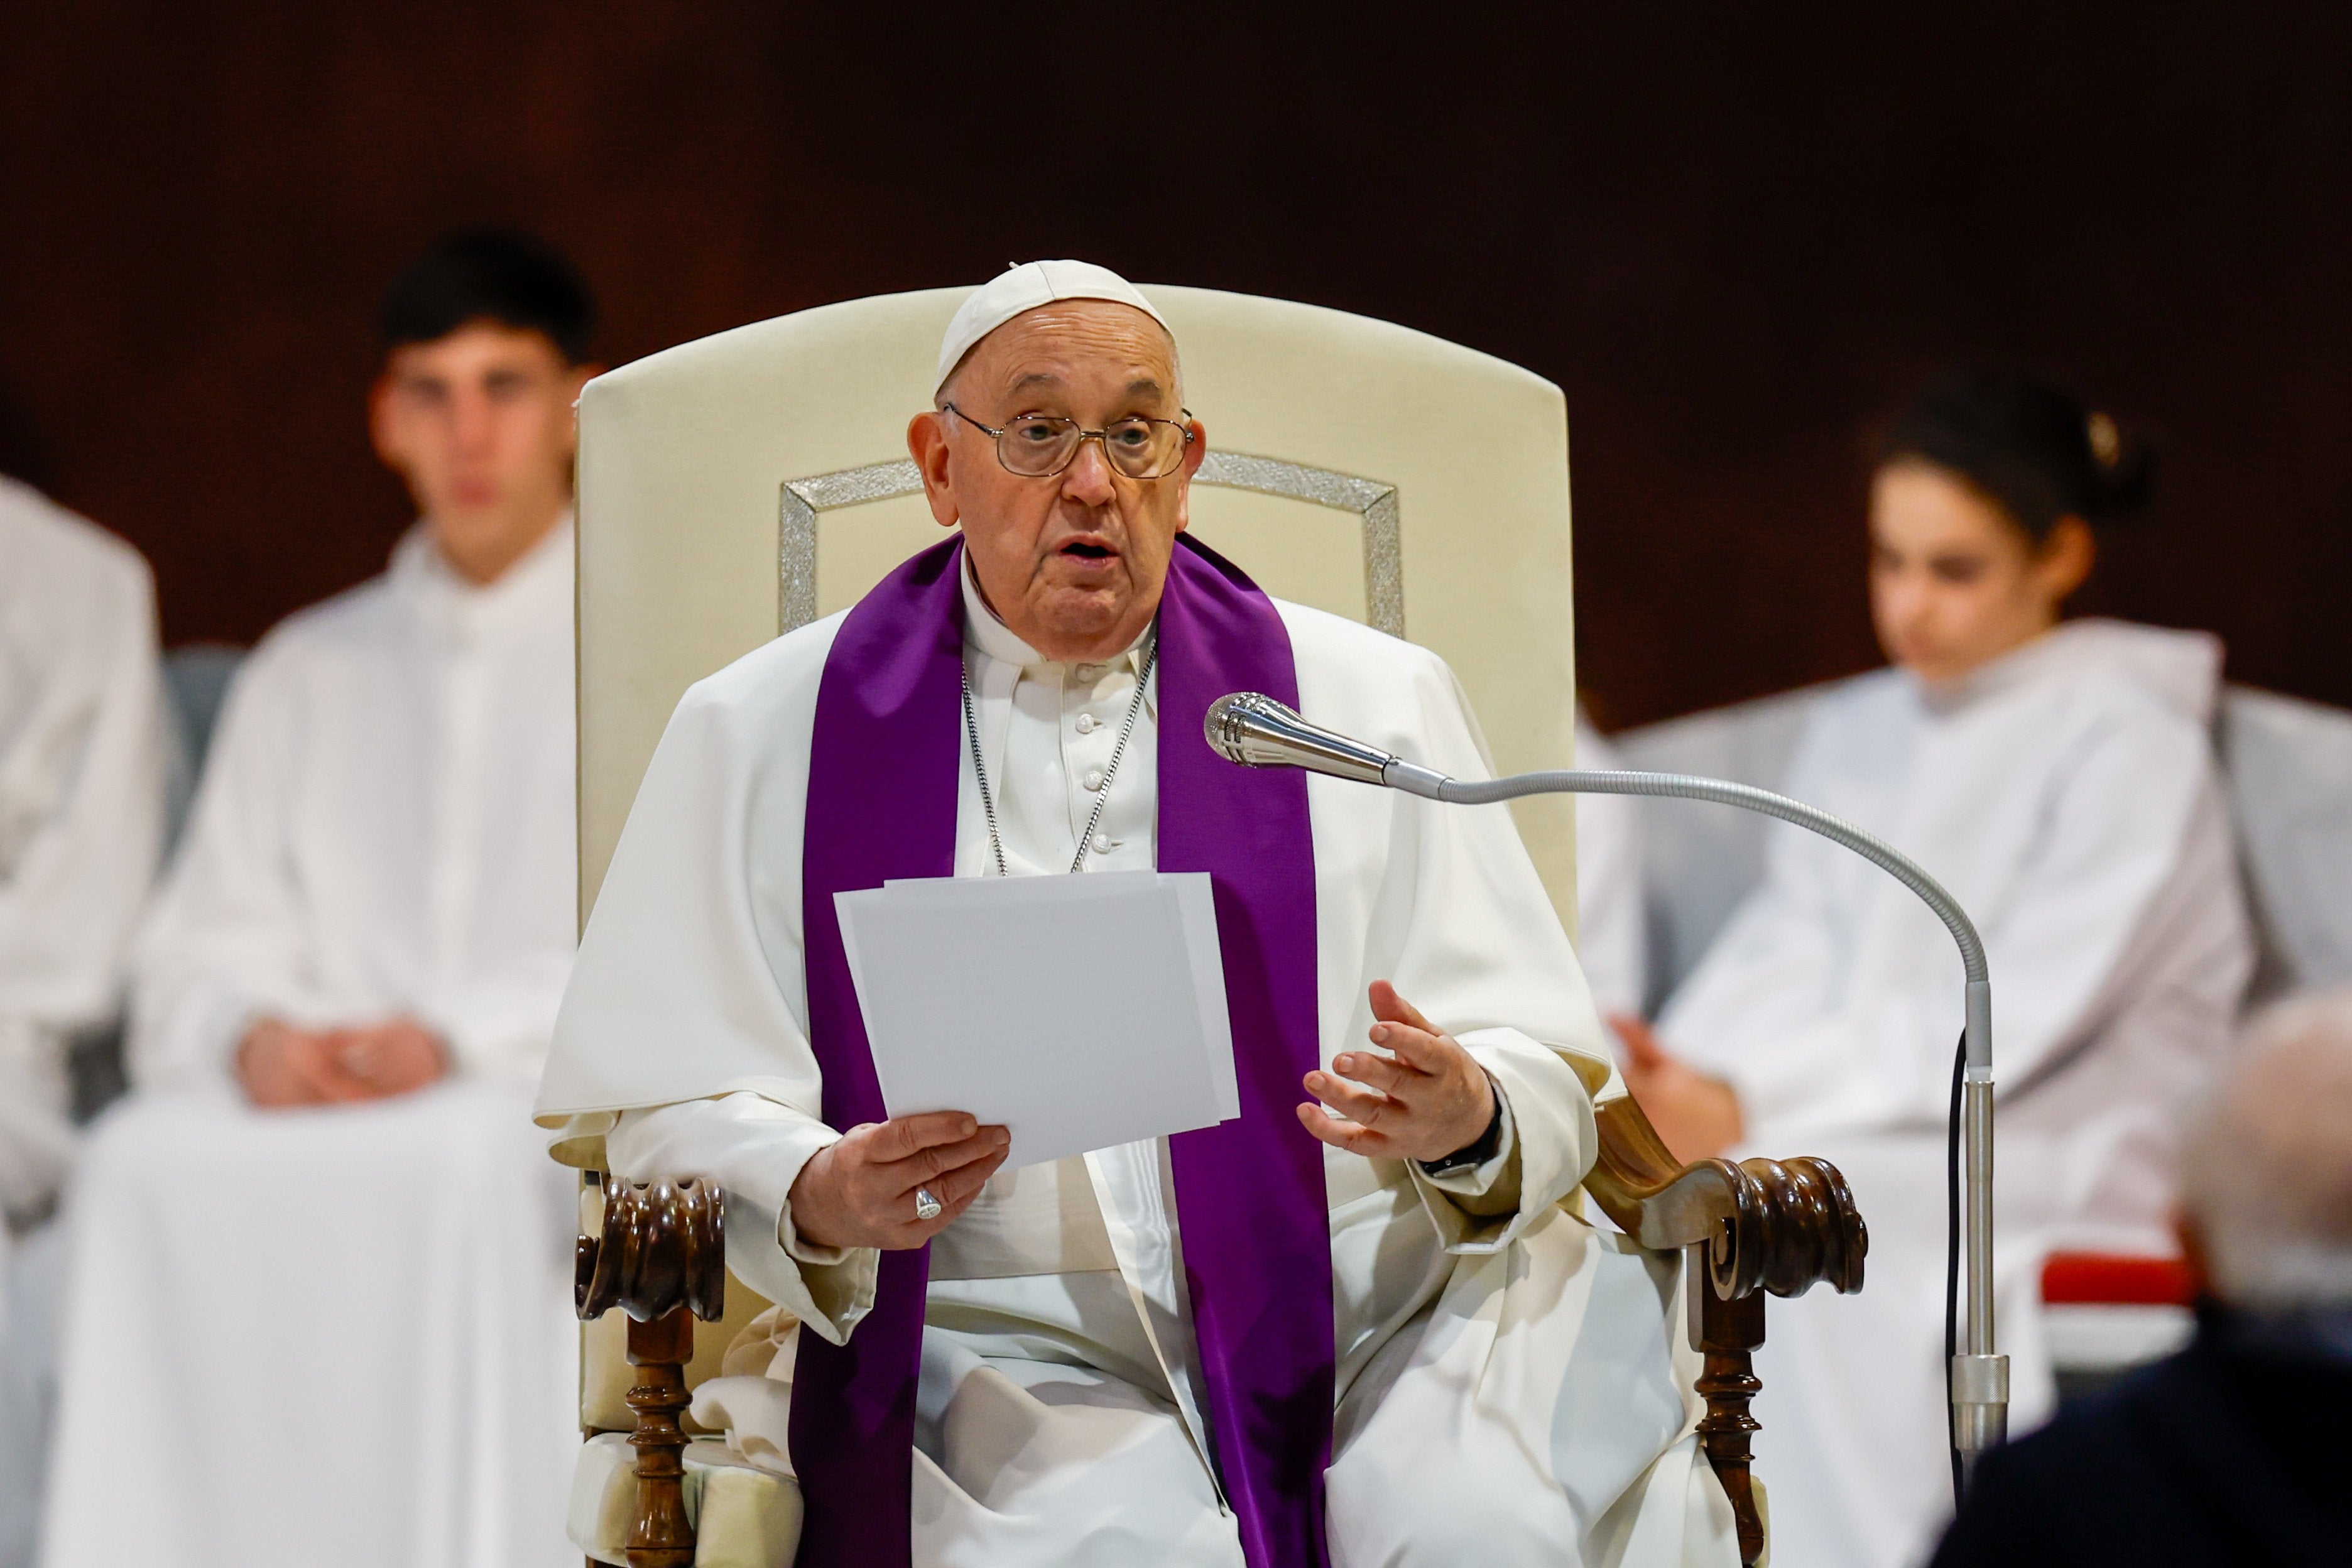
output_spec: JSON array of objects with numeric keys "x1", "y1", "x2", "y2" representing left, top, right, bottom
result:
[{"x1": 943, "y1": 402, "x2": 1195, "y2": 480}]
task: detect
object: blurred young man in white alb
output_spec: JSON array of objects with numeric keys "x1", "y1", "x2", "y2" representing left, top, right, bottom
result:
[
  {"x1": 0, "y1": 473, "x2": 166, "y2": 1568},
  {"x1": 40, "y1": 230, "x2": 591, "y2": 1568}
]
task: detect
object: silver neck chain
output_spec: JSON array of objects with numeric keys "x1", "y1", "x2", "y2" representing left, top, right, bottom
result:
[{"x1": 961, "y1": 634, "x2": 1159, "y2": 878}]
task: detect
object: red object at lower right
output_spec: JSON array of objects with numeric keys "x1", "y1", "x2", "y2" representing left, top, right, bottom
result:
[{"x1": 2040, "y1": 1252, "x2": 2197, "y2": 1307}]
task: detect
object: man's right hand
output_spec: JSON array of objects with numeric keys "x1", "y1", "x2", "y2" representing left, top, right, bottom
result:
[
  {"x1": 1611, "y1": 1014, "x2": 1744, "y2": 1165},
  {"x1": 787, "y1": 1112, "x2": 1010, "y2": 1251}
]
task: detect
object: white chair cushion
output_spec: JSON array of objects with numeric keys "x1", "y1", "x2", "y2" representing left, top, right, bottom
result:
[{"x1": 569, "y1": 1432, "x2": 803, "y2": 1568}]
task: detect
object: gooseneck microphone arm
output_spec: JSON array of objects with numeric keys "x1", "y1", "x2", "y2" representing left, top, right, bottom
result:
[{"x1": 1206, "y1": 691, "x2": 2009, "y2": 1488}]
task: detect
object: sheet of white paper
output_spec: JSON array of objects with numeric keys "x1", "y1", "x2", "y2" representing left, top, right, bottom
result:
[
  {"x1": 837, "y1": 871, "x2": 1237, "y2": 1170},
  {"x1": 1172, "y1": 876, "x2": 1240, "y2": 1120}
]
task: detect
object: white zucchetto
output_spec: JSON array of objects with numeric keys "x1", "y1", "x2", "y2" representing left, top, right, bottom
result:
[{"x1": 934, "y1": 260, "x2": 1168, "y2": 395}]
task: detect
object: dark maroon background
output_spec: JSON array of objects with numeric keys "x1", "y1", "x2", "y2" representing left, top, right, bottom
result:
[{"x1": 3, "y1": 4, "x2": 2346, "y2": 727}]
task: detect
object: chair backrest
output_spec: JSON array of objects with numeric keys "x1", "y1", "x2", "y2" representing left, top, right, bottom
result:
[
  {"x1": 162, "y1": 642, "x2": 244, "y2": 852},
  {"x1": 575, "y1": 285, "x2": 1583, "y2": 933},
  {"x1": 1614, "y1": 678, "x2": 2352, "y2": 1012},
  {"x1": 2216, "y1": 686, "x2": 2352, "y2": 1000}
]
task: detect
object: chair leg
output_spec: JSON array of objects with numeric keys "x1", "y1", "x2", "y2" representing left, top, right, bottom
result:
[
  {"x1": 1692, "y1": 1263, "x2": 1767, "y2": 1568},
  {"x1": 625, "y1": 1305, "x2": 697, "y2": 1568}
]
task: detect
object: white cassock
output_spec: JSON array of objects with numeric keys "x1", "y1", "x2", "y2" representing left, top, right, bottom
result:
[
  {"x1": 1574, "y1": 716, "x2": 1648, "y2": 1021},
  {"x1": 0, "y1": 478, "x2": 167, "y2": 1224},
  {"x1": 1656, "y1": 619, "x2": 2253, "y2": 1568},
  {"x1": 0, "y1": 479, "x2": 168, "y2": 1568},
  {"x1": 540, "y1": 557, "x2": 1743, "y2": 1568},
  {"x1": 40, "y1": 522, "x2": 582, "y2": 1568}
]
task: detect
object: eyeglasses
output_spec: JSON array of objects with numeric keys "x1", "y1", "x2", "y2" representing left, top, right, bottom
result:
[{"x1": 942, "y1": 402, "x2": 1195, "y2": 481}]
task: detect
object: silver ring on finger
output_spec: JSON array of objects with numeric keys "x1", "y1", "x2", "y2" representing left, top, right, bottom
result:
[{"x1": 913, "y1": 1187, "x2": 943, "y2": 1222}]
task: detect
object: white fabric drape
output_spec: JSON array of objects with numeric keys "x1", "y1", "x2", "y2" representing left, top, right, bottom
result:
[
  {"x1": 541, "y1": 564, "x2": 1741, "y2": 1568},
  {"x1": 0, "y1": 478, "x2": 166, "y2": 1222},
  {"x1": 40, "y1": 521, "x2": 580, "y2": 1568},
  {"x1": 41, "y1": 1085, "x2": 577, "y2": 1568},
  {"x1": 1657, "y1": 619, "x2": 2254, "y2": 1568}
]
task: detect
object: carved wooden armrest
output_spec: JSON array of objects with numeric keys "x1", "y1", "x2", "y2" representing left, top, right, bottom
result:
[
  {"x1": 1584, "y1": 1095, "x2": 1868, "y2": 1567},
  {"x1": 576, "y1": 1175, "x2": 728, "y2": 1568}
]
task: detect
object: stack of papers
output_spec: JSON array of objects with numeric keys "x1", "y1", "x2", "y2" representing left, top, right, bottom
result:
[{"x1": 835, "y1": 871, "x2": 1239, "y2": 1170}]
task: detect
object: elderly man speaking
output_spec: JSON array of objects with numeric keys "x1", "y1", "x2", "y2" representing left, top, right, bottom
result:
[{"x1": 536, "y1": 263, "x2": 1736, "y2": 1568}]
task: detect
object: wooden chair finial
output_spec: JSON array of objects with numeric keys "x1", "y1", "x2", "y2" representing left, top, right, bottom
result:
[
  {"x1": 577, "y1": 1175, "x2": 729, "y2": 1568},
  {"x1": 1584, "y1": 1096, "x2": 1870, "y2": 1566}
]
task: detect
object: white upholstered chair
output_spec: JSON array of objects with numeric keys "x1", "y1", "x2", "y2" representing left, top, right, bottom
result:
[{"x1": 562, "y1": 285, "x2": 1858, "y2": 1567}]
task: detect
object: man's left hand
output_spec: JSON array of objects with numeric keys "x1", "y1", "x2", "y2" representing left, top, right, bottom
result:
[
  {"x1": 1300, "y1": 981, "x2": 1497, "y2": 1163},
  {"x1": 319, "y1": 1018, "x2": 450, "y2": 1101}
]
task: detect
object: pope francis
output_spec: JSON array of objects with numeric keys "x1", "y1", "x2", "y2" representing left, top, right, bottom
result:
[{"x1": 536, "y1": 263, "x2": 1739, "y2": 1568}]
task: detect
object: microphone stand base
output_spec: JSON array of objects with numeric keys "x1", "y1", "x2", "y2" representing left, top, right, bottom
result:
[{"x1": 1951, "y1": 1351, "x2": 2011, "y2": 1483}]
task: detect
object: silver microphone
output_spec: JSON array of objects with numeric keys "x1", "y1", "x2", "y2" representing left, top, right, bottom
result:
[
  {"x1": 1204, "y1": 689, "x2": 2008, "y2": 1483},
  {"x1": 1202, "y1": 693, "x2": 1450, "y2": 797}
]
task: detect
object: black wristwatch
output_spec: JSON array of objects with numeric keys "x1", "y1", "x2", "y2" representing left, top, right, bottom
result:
[{"x1": 1417, "y1": 1082, "x2": 1503, "y2": 1177}]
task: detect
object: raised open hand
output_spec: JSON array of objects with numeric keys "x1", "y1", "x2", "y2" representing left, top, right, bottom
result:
[
  {"x1": 787, "y1": 1111, "x2": 1010, "y2": 1251},
  {"x1": 1298, "y1": 981, "x2": 1498, "y2": 1164}
]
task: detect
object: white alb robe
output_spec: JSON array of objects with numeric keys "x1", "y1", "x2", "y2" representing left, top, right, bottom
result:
[
  {"x1": 40, "y1": 522, "x2": 582, "y2": 1568},
  {"x1": 0, "y1": 478, "x2": 167, "y2": 1222},
  {"x1": 540, "y1": 557, "x2": 1742, "y2": 1568},
  {"x1": 1574, "y1": 716, "x2": 1648, "y2": 1021},
  {"x1": 0, "y1": 479, "x2": 167, "y2": 1568},
  {"x1": 1657, "y1": 619, "x2": 2253, "y2": 1568}
]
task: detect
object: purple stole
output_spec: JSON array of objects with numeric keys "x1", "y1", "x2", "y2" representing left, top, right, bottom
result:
[{"x1": 794, "y1": 535, "x2": 1335, "y2": 1567}]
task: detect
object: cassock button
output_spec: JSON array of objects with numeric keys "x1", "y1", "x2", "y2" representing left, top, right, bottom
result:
[
  {"x1": 1082, "y1": 768, "x2": 1106, "y2": 792},
  {"x1": 1092, "y1": 834, "x2": 1114, "y2": 854},
  {"x1": 1074, "y1": 713, "x2": 1099, "y2": 734},
  {"x1": 1073, "y1": 663, "x2": 1103, "y2": 682}
]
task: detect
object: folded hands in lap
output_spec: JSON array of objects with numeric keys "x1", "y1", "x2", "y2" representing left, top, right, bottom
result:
[{"x1": 236, "y1": 1016, "x2": 450, "y2": 1108}]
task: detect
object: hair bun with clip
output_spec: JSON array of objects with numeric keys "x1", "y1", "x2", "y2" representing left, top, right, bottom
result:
[{"x1": 2086, "y1": 410, "x2": 2122, "y2": 472}]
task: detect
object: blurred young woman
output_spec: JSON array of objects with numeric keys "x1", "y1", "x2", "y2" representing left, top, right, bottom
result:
[{"x1": 1620, "y1": 373, "x2": 2253, "y2": 1568}]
